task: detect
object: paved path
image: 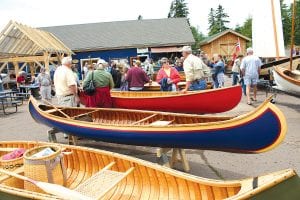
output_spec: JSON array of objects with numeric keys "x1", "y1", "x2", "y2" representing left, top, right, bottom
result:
[{"x1": 0, "y1": 88, "x2": 299, "y2": 181}]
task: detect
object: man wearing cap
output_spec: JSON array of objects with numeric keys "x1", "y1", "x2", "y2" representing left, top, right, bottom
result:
[
  {"x1": 50, "y1": 56, "x2": 79, "y2": 140},
  {"x1": 240, "y1": 47, "x2": 262, "y2": 105},
  {"x1": 181, "y1": 46, "x2": 209, "y2": 92},
  {"x1": 82, "y1": 59, "x2": 114, "y2": 107},
  {"x1": 54, "y1": 56, "x2": 79, "y2": 107}
]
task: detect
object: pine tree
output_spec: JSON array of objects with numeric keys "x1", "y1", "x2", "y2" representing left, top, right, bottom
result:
[
  {"x1": 208, "y1": 8, "x2": 218, "y2": 36},
  {"x1": 168, "y1": 0, "x2": 189, "y2": 19},
  {"x1": 190, "y1": 26, "x2": 206, "y2": 50},
  {"x1": 215, "y1": 4, "x2": 229, "y2": 32},
  {"x1": 235, "y1": 17, "x2": 252, "y2": 47},
  {"x1": 280, "y1": 0, "x2": 291, "y2": 46},
  {"x1": 294, "y1": 0, "x2": 300, "y2": 45}
]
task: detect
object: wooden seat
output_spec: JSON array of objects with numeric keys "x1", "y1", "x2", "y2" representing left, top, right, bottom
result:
[{"x1": 74, "y1": 162, "x2": 134, "y2": 199}]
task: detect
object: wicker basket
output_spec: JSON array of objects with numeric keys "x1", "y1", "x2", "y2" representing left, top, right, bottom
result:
[
  {"x1": 23, "y1": 145, "x2": 66, "y2": 193},
  {"x1": 0, "y1": 152, "x2": 24, "y2": 188}
]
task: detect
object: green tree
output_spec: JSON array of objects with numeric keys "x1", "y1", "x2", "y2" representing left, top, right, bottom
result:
[
  {"x1": 190, "y1": 26, "x2": 206, "y2": 50},
  {"x1": 280, "y1": 0, "x2": 291, "y2": 46},
  {"x1": 215, "y1": 5, "x2": 229, "y2": 32},
  {"x1": 235, "y1": 17, "x2": 252, "y2": 47},
  {"x1": 168, "y1": 0, "x2": 189, "y2": 19},
  {"x1": 208, "y1": 8, "x2": 219, "y2": 36},
  {"x1": 238, "y1": 17, "x2": 252, "y2": 39},
  {"x1": 294, "y1": 0, "x2": 300, "y2": 45}
]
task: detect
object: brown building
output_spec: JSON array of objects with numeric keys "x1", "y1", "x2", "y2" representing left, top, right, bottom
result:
[{"x1": 200, "y1": 29, "x2": 251, "y2": 60}]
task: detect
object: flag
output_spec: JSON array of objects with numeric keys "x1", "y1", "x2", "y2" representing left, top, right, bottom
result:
[
  {"x1": 235, "y1": 38, "x2": 241, "y2": 53},
  {"x1": 232, "y1": 38, "x2": 241, "y2": 61}
]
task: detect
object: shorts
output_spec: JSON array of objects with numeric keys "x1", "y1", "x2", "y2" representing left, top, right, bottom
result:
[
  {"x1": 57, "y1": 95, "x2": 76, "y2": 107},
  {"x1": 244, "y1": 76, "x2": 259, "y2": 86}
]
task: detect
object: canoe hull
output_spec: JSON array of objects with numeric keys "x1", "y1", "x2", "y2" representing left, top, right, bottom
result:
[
  {"x1": 29, "y1": 98, "x2": 286, "y2": 153},
  {"x1": 80, "y1": 86, "x2": 242, "y2": 114},
  {"x1": 273, "y1": 68, "x2": 300, "y2": 95}
]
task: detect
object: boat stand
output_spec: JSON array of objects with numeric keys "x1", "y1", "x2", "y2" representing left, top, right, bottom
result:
[
  {"x1": 47, "y1": 129, "x2": 77, "y2": 145},
  {"x1": 156, "y1": 148, "x2": 190, "y2": 172}
]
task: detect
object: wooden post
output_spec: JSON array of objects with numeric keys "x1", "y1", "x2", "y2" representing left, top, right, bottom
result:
[
  {"x1": 271, "y1": 0, "x2": 280, "y2": 60},
  {"x1": 290, "y1": 0, "x2": 296, "y2": 71},
  {"x1": 29, "y1": 63, "x2": 35, "y2": 77},
  {"x1": 44, "y1": 52, "x2": 50, "y2": 72},
  {"x1": 13, "y1": 62, "x2": 19, "y2": 78}
]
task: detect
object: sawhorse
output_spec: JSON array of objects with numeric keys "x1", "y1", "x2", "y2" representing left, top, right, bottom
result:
[
  {"x1": 156, "y1": 148, "x2": 190, "y2": 172},
  {"x1": 47, "y1": 129, "x2": 77, "y2": 145}
]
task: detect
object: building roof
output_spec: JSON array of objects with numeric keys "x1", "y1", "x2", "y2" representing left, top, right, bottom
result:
[
  {"x1": 199, "y1": 29, "x2": 251, "y2": 46},
  {"x1": 41, "y1": 18, "x2": 195, "y2": 52},
  {"x1": 0, "y1": 21, "x2": 72, "y2": 58}
]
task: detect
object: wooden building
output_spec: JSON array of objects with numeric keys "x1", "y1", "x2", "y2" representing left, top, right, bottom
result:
[
  {"x1": 199, "y1": 29, "x2": 251, "y2": 59},
  {"x1": 41, "y1": 18, "x2": 194, "y2": 78}
]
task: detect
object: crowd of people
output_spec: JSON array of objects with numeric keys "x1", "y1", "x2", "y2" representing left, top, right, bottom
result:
[{"x1": 16, "y1": 45, "x2": 262, "y2": 110}]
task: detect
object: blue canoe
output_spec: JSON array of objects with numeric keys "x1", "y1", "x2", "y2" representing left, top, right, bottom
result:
[{"x1": 28, "y1": 96, "x2": 286, "y2": 153}]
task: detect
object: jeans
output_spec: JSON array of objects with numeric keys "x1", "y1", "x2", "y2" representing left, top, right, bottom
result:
[
  {"x1": 189, "y1": 79, "x2": 207, "y2": 91},
  {"x1": 232, "y1": 72, "x2": 239, "y2": 85},
  {"x1": 0, "y1": 82, "x2": 3, "y2": 92},
  {"x1": 239, "y1": 78, "x2": 247, "y2": 96}
]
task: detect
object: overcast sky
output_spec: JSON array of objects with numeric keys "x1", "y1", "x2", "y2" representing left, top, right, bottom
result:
[{"x1": 0, "y1": 0, "x2": 293, "y2": 35}]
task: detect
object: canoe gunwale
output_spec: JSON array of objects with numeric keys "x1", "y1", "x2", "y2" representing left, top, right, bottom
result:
[
  {"x1": 274, "y1": 66, "x2": 300, "y2": 86},
  {"x1": 30, "y1": 95, "x2": 276, "y2": 130},
  {"x1": 111, "y1": 86, "x2": 240, "y2": 99},
  {"x1": 226, "y1": 169, "x2": 296, "y2": 200}
]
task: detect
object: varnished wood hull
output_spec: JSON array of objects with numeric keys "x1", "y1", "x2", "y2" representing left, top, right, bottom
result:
[
  {"x1": 273, "y1": 67, "x2": 300, "y2": 95},
  {"x1": 80, "y1": 86, "x2": 242, "y2": 114},
  {"x1": 29, "y1": 96, "x2": 286, "y2": 153},
  {"x1": 260, "y1": 56, "x2": 300, "y2": 78},
  {"x1": 0, "y1": 141, "x2": 299, "y2": 200}
]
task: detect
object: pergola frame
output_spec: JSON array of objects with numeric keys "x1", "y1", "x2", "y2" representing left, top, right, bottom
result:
[{"x1": 0, "y1": 20, "x2": 73, "y2": 76}]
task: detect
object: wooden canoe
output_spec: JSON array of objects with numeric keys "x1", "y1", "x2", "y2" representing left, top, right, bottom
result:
[
  {"x1": 273, "y1": 66, "x2": 300, "y2": 95},
  {"x1": 29, "y1": 96, "x2": 286, "y2": 153},
  {"x1": 80, "y1": 85, "x2": 242, "y2": 114},
  {"x1": 0, "y1": 141, "x2": 300, "y2": 200},
  {"x1": 260, "y1": 56, "x2": 300, "y2": 78}
]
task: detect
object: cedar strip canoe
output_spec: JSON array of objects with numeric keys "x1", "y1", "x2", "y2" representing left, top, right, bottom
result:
[
  {"x1": 29, "y1": 96, "x2": 286, "y2": 153},
  {"x1": 0, "y1": 141, "x2": 299, "y2": 200},
  {"x1": 273, "y1": 66, "x2": 300, "y2": 95},
  {"x1": 80, "y1": 85, "x2": 242, "y2": 114}
]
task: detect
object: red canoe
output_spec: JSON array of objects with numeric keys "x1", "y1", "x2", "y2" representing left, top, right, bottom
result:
[{"x1": 80, "y1": 85, "x2": 242, "y2": 114}]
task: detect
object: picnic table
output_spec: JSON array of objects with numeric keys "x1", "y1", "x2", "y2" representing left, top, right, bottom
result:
[
  {"x1": 0, "y1": 90, "x2": 22, "y2": 115},
  {"x1": 19, "y1": 84, "x2": 40, "y2": 98}
]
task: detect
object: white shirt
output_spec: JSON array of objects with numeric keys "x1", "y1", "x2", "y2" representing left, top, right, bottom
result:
[
  {"x1": 183, "y1": 54, "x2": 209, "y2": 81},
  {"x1": 240, "y1": 55, "x2": 262, "y2": 78},
  {"x1": 232, "y1": 59, "x2": 241, "y2": 73},
  {"x1": 54, "y1": 65, "x2": 76, "y2": 96}
]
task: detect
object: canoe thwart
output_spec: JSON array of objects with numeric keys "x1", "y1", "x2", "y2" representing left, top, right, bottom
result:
[{"x1": 131, "y1": 114, "x2": 158, "y2": 125}]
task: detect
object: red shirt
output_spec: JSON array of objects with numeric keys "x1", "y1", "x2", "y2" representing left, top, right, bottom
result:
[
  {"x1": 17, "y1": 76, "x2": 25, "y2": 84},
  {"x1": 156, "y1": 67, "x2": 181, "y2": 85},
  {"x1": 125, "y1": 67, "x2": 150, "y2": 88}
]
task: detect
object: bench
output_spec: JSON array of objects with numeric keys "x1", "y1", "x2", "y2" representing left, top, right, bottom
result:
[
  {"x1": 0, "y1": 96, "x2": 21, "y2": 115},
  {"x1": 15, "y1": 92, "x2": 31, "y2": 99}
]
